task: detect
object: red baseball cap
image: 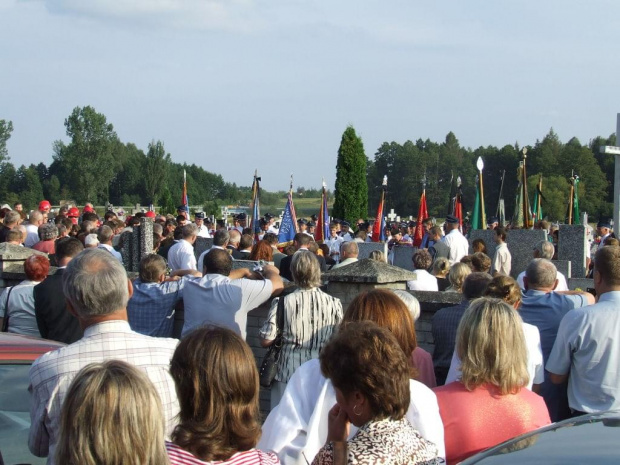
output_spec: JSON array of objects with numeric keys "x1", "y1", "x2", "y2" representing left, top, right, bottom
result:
[
  {"x1": 39, "y1": 200, "x2": 51, "y2": 211},
  {"x1": 145, "y1": 211, "x2": 156, "y2": 218},
  {"x1": 83, "y1": 205, "x2": 94, "y2": 213},
  {"x1": 68, "y1": 207, "x2": 80, "y2": 218}
]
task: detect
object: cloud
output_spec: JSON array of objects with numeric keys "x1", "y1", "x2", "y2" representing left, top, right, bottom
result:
[{"x1": 40, "y1": 0, "x2": 267, "y2": 32}]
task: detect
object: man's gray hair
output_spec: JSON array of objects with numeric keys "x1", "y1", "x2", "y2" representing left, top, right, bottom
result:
[
  {"x1": 534, "y1": 240, "x2": 555, "y2": 260},
  {"x1": 29, "y1": 210, "x2": 43, "y2": 224},
  {"x1": 526, "y1": 258, "x2": 557, "y2": 289},
  {"x1": 97, "y1": 225, "x2": 114, "y2": 244},
  {"x1": 181, "y1": 223, "x2": 198, "y2": 239},
  {"x1": 341, "y1": 241, "x2": 358, "y2": 256},
  {"x1": 229, "y1": 229, "x2": 241, "y2": 245},
  {"x1": 213, "y1": 229, "x2": 230, "y2": 247},
  {"x1": 392, "y1": 290, "x2": 421, "y2": 322},
  {"x1": 152, "y1": 223, "x2": 163, "y2": 237},
  {"x1": 4, "y1": 211, "x2": 21, "y2": 226},
  {"x1": 38, "y1": 223, "x2": 58, "y2": 241},
  {"x1": 291, "y1": 251, "x2": 321, "y2": 288},
  {"x1": 62, "y1": 248, "x2": 129, "y2": 318}
]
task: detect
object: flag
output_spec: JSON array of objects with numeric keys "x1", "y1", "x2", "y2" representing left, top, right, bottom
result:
[
  {"x1": 452, "y1": 176, "x2": 464, "y2": 232},
  {"x1": 278, "y1": 188, "x2": 298, "y2": 245},
  {"x1": 314, "y1": 182, "x2": 330, "y2": 243},
  {"x1": 496, "y1": 170, "x2": 506, "y2": 227},
  {"x1": 372, "y1": 185, "x2": 386, "y2": 242},
  {"x1": 413, "y1": 189, "x2": 428, "y2": 247},
  {"x1": 533, "y1": 175, "x2": 543, "y2": 221},
  {"x1": 470, "y1": 177, "x2": 483, "y2": 230},
  {"x1": 567, "y1": 175, "x2": 581, "y2": 224},
  {"x1": 512, "y1": 162, "x2": 532, "y2": 228},
  {"x1": 250, "y1": 171, "x2": 261, "y2": 239},
  {"x1": 181, "y1": 170, "x2": 189, "y2": 214}
]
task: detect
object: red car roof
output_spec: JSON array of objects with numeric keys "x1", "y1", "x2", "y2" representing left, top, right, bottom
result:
[{"x1": 0, "y1": 332, "x2": 65, "y2": 362}]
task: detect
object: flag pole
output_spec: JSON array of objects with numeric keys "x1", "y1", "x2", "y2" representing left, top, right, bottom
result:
[
  {"x1": 496, "y1": 170, "x2": 505, "y2": 218},
  {"x1": 522, "y1": 149, "x2": 530, "y2": 229},
  {"x1": 476, "y1": 157, "x2": 486, "y2": 230}
]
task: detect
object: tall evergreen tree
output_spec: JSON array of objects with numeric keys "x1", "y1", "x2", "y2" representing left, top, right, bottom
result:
[{"x1": 333, "y1": 126, "x2": 368, "y2": 223}]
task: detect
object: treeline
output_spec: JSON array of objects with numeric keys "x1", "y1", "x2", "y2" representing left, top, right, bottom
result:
[
  {"x1": 0, "y1": 107, "x2": 324, "y2": 215},
  {"x1": 367, "y1": 130, "x2": 616, "y2": 222}
]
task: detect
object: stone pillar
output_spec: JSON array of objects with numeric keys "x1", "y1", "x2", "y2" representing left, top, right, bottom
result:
[{"x1": 558, "y1": 225, "x2": 587, "y2": 278}]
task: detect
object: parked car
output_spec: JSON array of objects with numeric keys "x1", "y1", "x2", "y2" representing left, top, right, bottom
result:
[
  {"x1": 461, "y1": 410, "x2": 620, "y2": 464},
  {"x1": 0, "y1": 332, "x2": 64, "y2": 465}
]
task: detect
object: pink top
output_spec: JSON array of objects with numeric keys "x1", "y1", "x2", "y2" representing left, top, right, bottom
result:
[
  {"x1": 166, "y1": 442, "x2": 280, "y2": 465},
  {"x1": 411, "y1": 347, "x2": 437, "y2": 388},
  {"x1": 32, "y1": 240, "x2": 55, "y2": 255},
  {"x1": 433, "y1": 382, "x2": 551, "y2": 464}
]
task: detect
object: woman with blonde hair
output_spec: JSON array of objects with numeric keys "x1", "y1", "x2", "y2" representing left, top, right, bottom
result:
[
  {"x1": 55, "y1": 360, "x2": 169, "y2": 465},
  {"x1": 444, "y1": 276, "x2": 545, "y2": 390},
  {"x1": 433, "y1": 298, "x2": 550, "y2": 464},
  {"x1": 168, "y1": 326, "x2": 279, "y2": 464},
  {"x1": 446, "y1": 262, "x2": 471, "y2": 293}
]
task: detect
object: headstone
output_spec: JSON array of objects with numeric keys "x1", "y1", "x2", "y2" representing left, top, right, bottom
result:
[
  {"x1": 392, "y1": 245, "x2": 415, "y2": 271},
  {"x1": 505, "y1": 229, "x2": 547, "y2": 279},
  {"x1": 558, "y1": 225, "x2": 587, "y2": 278},
  {"x1": 0, "y1": 243, "x2": 48, "y2": 284},
  {"x1": 324, "y1": 258, "x2": 416, "y2": 284},
  {"x1": 139, "y1": 218, "x2": 154, "y2": 258},
  {"x1": 469, "y1": 229, "x2": 546, "y2": 278},
  {"x1": 120, "y1": 230, "x2": 134, "y2": 272},
  {"x1": 194, "y1": 237, "x2": 213, "y2": 262},
  {"x1": 119, "y1": 219, "x2": 154, "y2": 272},
  {"x1": 567, "y1": 278, "x2": 594, "y2": 291},
  {"x1": 468, "y1": 230, "x2": 497, "y2": 257},
  {"x1": 357, "y1": 242, "x2": 388, "y2": 259},
  {"x1": 387, "y1": 209, "x2": 397, "y2": 222},
  {"x1": 551, "y1": 260, "x2": 572, "y2": 279}
]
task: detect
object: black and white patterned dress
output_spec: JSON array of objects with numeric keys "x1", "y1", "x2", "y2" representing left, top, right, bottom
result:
[
  {"x1": 312, "y1": 418, "x2": 443, "y2": 465},
  {"x1": 259, "y1": 287, "x2": 343, "y2": 383}
]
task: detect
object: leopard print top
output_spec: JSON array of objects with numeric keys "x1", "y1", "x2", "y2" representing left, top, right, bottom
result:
[{"x1": 312, "y1": 418, "x2": 444, "y2": 464}]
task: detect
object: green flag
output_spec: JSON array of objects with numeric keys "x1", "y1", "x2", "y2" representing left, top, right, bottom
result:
[
  {"x1": 471, "y1": 180, "x2": 482, "y2": 230},
  {"x1": 573, "y1": 177, "x2": 580, "y2": 224}
]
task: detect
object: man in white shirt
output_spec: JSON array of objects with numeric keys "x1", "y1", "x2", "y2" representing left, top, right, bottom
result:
[
  {"x1": 25, "y1": 211, "x2": 45, "y2": 248},
  {"x1": 194, "y1": 212, "x2": 211, "y2": 238},
  {"x1": 442, "y1": 215, "x2": 469, "y2": 265},
  {"x1": 167, "y1": 223, "x2": 198, "y2": 271},
  {"x1": 492, "y1": 227, "x2": 512, "y2": 276},
  {"x1": 325, "y1": 224, "x2": 344, "y2": 264},
  {"x1": 265, "y1": 213, "x2": 279, "y2": 235},
  {"x1": 197, "y1": 228, "x2": 229, "y2": 273},
  {"x1": 28, "y1": 249, "x2": 179, "y2": 464},
  {"x1": 517, "y1": 241, "x2": 568, "y2": 291},
  {"x1": 182, "y1": 248, "x2": 283, "y2": 339}
]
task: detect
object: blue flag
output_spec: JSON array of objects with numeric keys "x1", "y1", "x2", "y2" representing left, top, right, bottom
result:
[{"x1": 278, "y1": 191, "x2": 298, "y2": 244}]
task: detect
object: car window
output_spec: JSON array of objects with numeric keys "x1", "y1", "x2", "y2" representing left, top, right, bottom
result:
[{"x1": 0, "y1": 364, "x2": 47, "y2": 464}]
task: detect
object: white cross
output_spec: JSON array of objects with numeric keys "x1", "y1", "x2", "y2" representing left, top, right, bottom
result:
[
  {"x1": 387, "y1": 209, "x2": 397, "y2": 222},
  {"x1": 601, "y1": 113, "x2": 620, "y2": 230}
]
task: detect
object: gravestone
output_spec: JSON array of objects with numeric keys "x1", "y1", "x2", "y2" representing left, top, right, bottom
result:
[
  {"x1": 567, "y1": 278, "x2": 594, "y2": 291},
  {"x1": 468, "y1": 230, "x2": 496, "y2": 257},
  {"x1": 120, "y1": 218, "x2": 154, "y2": 272},
  {"x1": 558, "y1": 225, "x2": 587, "y2": 278},
  {"x1": 392, "y1": 245, "x2": 415, "y2": 271},
  {"x1": 357, "y1": 242, "x2": 388, "y2": 259},
  {"x1": 505, "y1": 229, "x2": 547, "y2": 278},
  {"x1": 194, "y1": 237, "x2": 213, "y2": 262},
  {"x1": 551, "y1": 260, "x2": 572, "y2": 279},
  {"x1": 0, "y1": 243, "x2": 48, "y2": 286}
]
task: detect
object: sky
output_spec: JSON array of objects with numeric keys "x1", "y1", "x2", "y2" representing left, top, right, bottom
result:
[{"x1": 1, "y1": 0, "x2": 619, "y2": 192}]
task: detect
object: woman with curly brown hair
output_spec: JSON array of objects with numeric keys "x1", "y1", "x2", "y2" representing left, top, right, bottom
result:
[
  {"x1": 312, "y1": 322, "x2": 440, "y2": 464},
  {"x1": 167, "y1": 326, "x2": 279, "y2": 464},
  {"x1": 249, "y1": 239, "x2": 274, "y2": 262}
]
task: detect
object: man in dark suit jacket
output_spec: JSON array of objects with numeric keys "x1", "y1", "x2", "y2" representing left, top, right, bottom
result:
[
  {"x1": 227, "y1": 229, "x2": 243, "y2": 259},
  {"x1": 34, "y1": 237, "x2": 84, "y2": 344},
  {"x1": 280, "y1": 233, "x2": 327, "y2": 282}
]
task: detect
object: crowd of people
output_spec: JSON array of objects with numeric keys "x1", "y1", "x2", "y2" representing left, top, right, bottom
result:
[{"x1": 0, "y1": 200, "x2": 618, "y2": 464}]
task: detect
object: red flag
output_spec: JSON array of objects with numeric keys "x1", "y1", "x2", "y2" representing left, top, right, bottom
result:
[
  {"x1": 454, "y1": 192, "x2": 463, "y2": 232},
  {"x1": 372, "y1": 189, "x2": 386, "y2": 242},
  {"x1": 413, "y1": 190, "x2": 428, "y2": 247},
  {"x1": 314, "y1": 183, "x2": 329, "y2": 243}
]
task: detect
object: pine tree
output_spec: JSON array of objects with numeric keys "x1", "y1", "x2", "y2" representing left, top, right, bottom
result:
[{"x1": 333, "y1": 126, "x2": 368, "y2": 223}]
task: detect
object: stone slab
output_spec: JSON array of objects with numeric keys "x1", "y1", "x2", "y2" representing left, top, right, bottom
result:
[
  {"x1": 231, "y1": 260, "x2": 274, "y2": 271},
  {"x1": 356, "y1": 242, "x2": 388, "y2": 260},
  {"x1": 567, "y1": 278, "x2": 594, "y2": 292},
  {"x1": 194, "y1": 237, "x2": 213, "y2": 262},
  {"x1": 505, "y1": 229, "x2": 547, "y2": 279},
  {"x1": 392, "y1": 246, "x2": 415, "y2": 271},
  {"x1": 324, "y1": 258, "x2": 415, "y2": 284},
  {"x1": 551, "y1": 260, "x2": 572, "y2": 279},
  {"x1": 558, "y1": 225, "x2": 587, "y2": 278}
]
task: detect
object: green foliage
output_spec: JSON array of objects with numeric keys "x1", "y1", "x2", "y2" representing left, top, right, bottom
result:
[
  {"x1": 53, "y1": 106, "x2": 120, "y2": 204},
  {"x1": 144, "y1": 140, "x2": 171, "y2": 204},
  {"x1": 333, "y1": 126, "x2": 368, "y2": 223},
  {"x1": 0, "y1": 120, "x2": 13, "y2": 163}
]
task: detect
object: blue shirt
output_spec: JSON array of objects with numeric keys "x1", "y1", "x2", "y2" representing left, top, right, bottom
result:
[
  {"x1": 127, "y1": 278, "x2": 187, "y2": 337},
  {"x1": 547, "y1": 291, "x2": 620, "y2": 413},
  {"x1": 519, "y1": 290, "x2": 587, "y2": 363}
]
